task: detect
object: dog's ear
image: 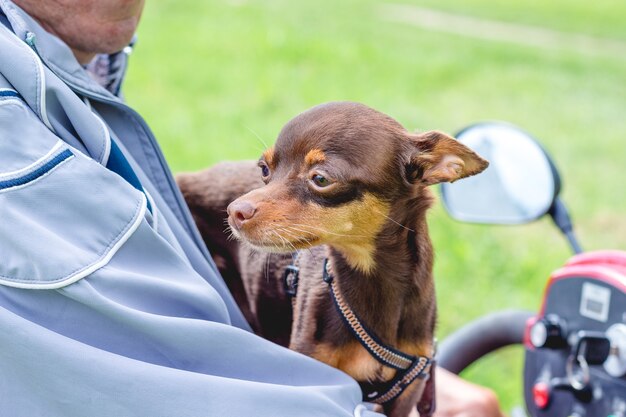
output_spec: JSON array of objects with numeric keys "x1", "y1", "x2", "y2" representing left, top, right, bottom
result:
[{"x1": 407, "y1": 131, "x2": 489, "y2": 185}]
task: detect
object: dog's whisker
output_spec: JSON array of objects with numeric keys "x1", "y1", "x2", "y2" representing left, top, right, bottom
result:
[
  {"x1": 274, "y1": 226, "x2": 297, "y2": 236},
  {"x1": 272, "y1": 230, "x2": 297, "y2": 253},
  {"x1": 223, "y1": 226, "x2": 238, "y2": 241},
  {"x1": 274, "y1": 226, "x2": 302, "y2": 239},
  {"x1": 257, "y1": 231, "x2": 272, "y2": 283},
  {"x1": 276, "y1": 231, "x2": 301, "y2": 254},
  {"x1": 290, "y1": 223, "x2": 357, "y2": 237},
  {"x1": 282, "y1": 226, "x2": 316, "y2": 238},
  {"x1": 245, "y1": 125, "x2": 269, "y2": 150},
  {"x1": 265, "y1": 252, "x2": 272, "y2": 284},
  {"x1": 266, "y1": 229, "x2": 283, "y2": 247},
  {"x1": 306, "y1": 247, "x2": 315, "y2": 262},
  {"x1": 289, "y1": 223, "x2": 368, "y2": 238},
  {"x1": 276, "y1": 227, "x2": 307, "y2": 245},
  {"x1": 288, "y1": 223, "x2": 336, "y2": 237},
  {"x1": 273, "y1": 229, "x2": 299, "y2": 255},
  {"x1": 285, "y1": 238, "x2": 299, "y2": 255},
  {"x1": 371, "y1": 208, "x2": 415, "y2": 233}
]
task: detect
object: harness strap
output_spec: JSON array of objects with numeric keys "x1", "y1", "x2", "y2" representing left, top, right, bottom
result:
[
  {"x1": 284, "y1": 256, "x2": 433, "y2": 406},
  {"x1": 323, "y1": 260, "x2": 415, "y2": 370},
  {"x1": 322, "y1": 259, "x2": 432, "y2": 405}
]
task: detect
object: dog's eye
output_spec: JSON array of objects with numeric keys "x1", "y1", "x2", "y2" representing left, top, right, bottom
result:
[
  {"x1": 311, "y1": 174, "x2": 331, "y2": 187},
  {"x1": 259, "y1": 163, "x2": 270, "y2": 179}
]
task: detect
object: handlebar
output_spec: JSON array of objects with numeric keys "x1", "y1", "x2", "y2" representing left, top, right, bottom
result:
[{"x1": 437, "y1": 310, "x2": 534, "y2": 374}]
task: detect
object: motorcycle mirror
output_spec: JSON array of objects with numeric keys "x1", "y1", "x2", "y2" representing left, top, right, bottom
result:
[{"x1": 441, "y1": 122, "x2": 561, "y2": 225}]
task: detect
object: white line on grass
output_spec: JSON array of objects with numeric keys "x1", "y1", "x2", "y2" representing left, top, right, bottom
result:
[{"x1": 381, "y1": 4, "x2": 626, "y2": 60}]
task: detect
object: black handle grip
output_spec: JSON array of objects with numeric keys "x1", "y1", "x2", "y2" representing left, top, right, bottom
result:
[{"x1": 437, "y1": 310, "x2": 534, "y2": 374}]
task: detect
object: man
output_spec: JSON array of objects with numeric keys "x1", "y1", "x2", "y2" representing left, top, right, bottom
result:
[{"x1": 0, "y1": 0, "x2": 503, "y2": 415}]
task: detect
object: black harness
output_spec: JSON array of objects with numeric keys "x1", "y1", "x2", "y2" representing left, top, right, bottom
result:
[{"x1": 283, "y1": 258, "x2": 436, "y2": 414}]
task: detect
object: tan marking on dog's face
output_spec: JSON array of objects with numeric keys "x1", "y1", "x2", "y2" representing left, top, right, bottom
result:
[
  {"x1": 319, "y1": 193, "x2": 390, "y2": 272},
  {"x1": 229, "y1": 187, "x2": 390, "y2": 273},
  {"x1": 304, "y1": 148, "x2": 326, "y2": 166},
  {"x1": 262, "y1": 147, "x2": 276, "y2": 169},
  {"x1": 311, "y1": 342, "x2": 396, "y2": 382}
]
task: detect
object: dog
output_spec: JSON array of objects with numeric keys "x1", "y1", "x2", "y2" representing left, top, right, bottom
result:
[{"x1": 177, "y1": 102, "x2": 488, "y2": 417}]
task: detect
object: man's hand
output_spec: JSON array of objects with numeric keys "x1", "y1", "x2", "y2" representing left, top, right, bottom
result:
[{"x1": 431, "y1": 368, "x2": 504, "y2": 417}]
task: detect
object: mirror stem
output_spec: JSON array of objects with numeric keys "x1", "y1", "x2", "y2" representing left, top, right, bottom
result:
[
  {"x1": 548, "y1": 198, "x2": 583, "y2": 254},
  {"x1": 565, "y1": 230, "x2": 583, "y2": 255}
]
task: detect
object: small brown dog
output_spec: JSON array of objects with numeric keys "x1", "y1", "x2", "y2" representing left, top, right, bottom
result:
[{"x1": 177, "y1": 102, "x2": 488, "y2": 417}]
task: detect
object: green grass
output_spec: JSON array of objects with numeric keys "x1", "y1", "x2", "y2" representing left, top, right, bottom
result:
[
  {"x1": 392, "y1": 0, "x2": 626, "y2": 40},
  {"x1": 125, "y1": 0, "x2": 626, "y2": 411}
]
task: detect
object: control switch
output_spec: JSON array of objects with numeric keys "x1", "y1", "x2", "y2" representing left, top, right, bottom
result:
[
  {"x1": 530, "y1": 314, "x2": 567, "y2": 349},
  {"x1": 604, "y1": 323, "x2": 626, "y2": 378}
]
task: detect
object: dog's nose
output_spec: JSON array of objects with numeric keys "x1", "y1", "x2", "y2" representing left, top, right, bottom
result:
[{"x1": 227, "y1": 200, "x2": 257, "y2": 229}]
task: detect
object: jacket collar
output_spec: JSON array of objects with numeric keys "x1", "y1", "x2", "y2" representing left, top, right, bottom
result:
[{"x1": 0, "y1": 0, "x2": 127, "y2": 100}]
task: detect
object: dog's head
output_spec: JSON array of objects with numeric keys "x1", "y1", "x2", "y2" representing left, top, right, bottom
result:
[{"x1": 228, "y1": 102, "x2": 488, "y2": 271}]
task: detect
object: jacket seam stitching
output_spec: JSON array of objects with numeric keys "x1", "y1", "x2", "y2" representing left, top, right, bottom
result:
[
  {"x1": 0, "y1": 194, "x2": 146, "y2": 288},
  {"x1": 0, "y1": 139, "x2": 64, "y2": 179},
  {"x1": 0, "y1": 149, "x2": 73, "y2": 193}
]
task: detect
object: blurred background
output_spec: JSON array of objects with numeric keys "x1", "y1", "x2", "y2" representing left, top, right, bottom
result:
[{"x1": 125, "y1": 0, "x2": 626, "y2": 411}]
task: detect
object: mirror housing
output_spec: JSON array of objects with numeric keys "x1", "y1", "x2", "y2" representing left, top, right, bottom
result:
[{"x1": 441, "y1": 122, "x2": 560, "y2": 225}]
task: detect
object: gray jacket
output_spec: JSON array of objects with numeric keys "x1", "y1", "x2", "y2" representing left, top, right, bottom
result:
[{"x1": 0, "y1": 1, "x2": 381, "y2": 416}]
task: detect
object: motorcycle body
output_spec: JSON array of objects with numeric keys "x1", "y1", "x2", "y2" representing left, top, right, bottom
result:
[{"x1": 438, "y1": 123, "x2": 626, "y2": 417}]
